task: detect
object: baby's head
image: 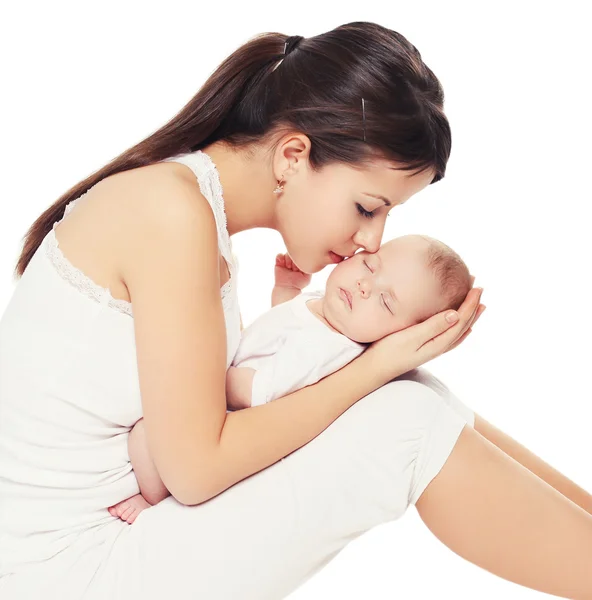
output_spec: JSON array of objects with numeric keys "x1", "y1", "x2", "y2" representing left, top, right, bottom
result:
[{"x1": 323, "y1": 235, "x2": 471, "y2": 343}]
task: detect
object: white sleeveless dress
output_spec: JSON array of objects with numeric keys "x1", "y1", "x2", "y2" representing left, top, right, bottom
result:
[
  {"x1": 0, "y1": 150, "x2": 242, "y2": 596},
  {"x1": 0, "y1": 149, "x2": 474, "y2": 600}
]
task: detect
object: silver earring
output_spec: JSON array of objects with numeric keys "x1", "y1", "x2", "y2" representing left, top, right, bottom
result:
[{"x1": 273, "y1": 178, "x2": 285, "y2": 195}]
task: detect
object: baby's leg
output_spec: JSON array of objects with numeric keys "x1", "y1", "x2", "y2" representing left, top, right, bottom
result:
[{"x1": 108, "y1": 418, "x2": 170, "y2": 524}]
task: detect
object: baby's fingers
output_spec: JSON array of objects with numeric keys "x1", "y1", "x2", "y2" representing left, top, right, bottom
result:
[
  {"x1": 276, "y1": 253, "x2": 286, "y2": 267},
  {"x1": 285, "y1": 254, "x2": 303, "y2": 273}
]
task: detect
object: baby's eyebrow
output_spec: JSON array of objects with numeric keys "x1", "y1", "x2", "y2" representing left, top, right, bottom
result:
[
  {"x1": 374, "y1": 253, "x2": 399, "y2": 304},
  {"x1": 387, "y1": 288, "x2": 399, "y2": 305}
]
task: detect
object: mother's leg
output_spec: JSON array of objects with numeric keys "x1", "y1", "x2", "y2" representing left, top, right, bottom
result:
[
  {"x1": 401, "y1": 367, "x2": 592, "y2": 514},
  {"x1": 415, "y1": 422, "x2": 592, "y2": 599},
  {"x1": 90, "y1": 378, "x2": 470, "y2": 600},
  {"x1": 404, "y1": 367, "x2": 592, "y2": 597},
  {"x1": 473, "y1": 414, "x2": 592, "y2": 515}
]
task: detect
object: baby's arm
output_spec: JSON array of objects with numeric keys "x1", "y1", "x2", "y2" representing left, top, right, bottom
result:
[
  {"x1": 226, "y1": 366, "x2": 256, "y2": 410},
  {"x1": 128, "y1": 418, "x2": 170, "y2": 505},
  {"x1": 271, "y1": 286, "x2": 301, "y2": 307},
  {"x1": 272, "y1": 253, "x2": 311, "y2": 307}
]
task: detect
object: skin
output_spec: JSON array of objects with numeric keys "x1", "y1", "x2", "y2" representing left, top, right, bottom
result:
[
  {"x1": 111, "y1": 129, "x2": 592, "y2": 597},
  {"x1": 182, "y1": 134, "x2": 592, "y2": 598},
  {"x1": 308, "y1": 235, "x2": 452, "y2": 343},
  {"x1": 202, "y1": 130, "x2": 436, "y2": 274},
  {"x1": 109, "y1": 130, "x2": 472, "y2": 522}
]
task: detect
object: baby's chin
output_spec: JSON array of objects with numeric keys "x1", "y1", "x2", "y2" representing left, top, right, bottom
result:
[
  {"x1": 339, "y1": 323, "x2": 378, "y2": 344},
  {"x1": 323, "y1": 313, "x2": 365, "y2": 343},
  {"x1": 345, "y1": 321, "x2": 411, "y2": 344}
]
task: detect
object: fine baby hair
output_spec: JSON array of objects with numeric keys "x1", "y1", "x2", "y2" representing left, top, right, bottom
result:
[{"x1": 418, "y1": 235, "x2": 472, "y2": 312}]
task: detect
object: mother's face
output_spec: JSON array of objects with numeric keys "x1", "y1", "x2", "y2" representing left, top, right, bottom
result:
[{"x1": 275, "y1": 155, "x2": 436, "y2": 274}]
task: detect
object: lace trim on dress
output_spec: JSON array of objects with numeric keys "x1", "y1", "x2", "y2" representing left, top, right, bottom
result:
[
  {"x1": 192, "y1": 151, "x2": 235, "y2": 268},
  {"x1": 45, "y1": 191, "x2": 134, "y2": 317},
  {"x1": 44, "y1": 151, "x2": 235, "y2": 317},
  {"x1": 166, "y1": 150, "x2": 235, "y2": 300}
]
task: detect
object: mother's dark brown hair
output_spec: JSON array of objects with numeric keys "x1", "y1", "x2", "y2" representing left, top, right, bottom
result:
[{"x1": 14, "y1": 21, "x2": 451, "y2": 279}]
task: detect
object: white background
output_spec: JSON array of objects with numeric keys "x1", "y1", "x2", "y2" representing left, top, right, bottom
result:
[{"x1": 1, "y1": 1, "x2": 590, "y2": 598}]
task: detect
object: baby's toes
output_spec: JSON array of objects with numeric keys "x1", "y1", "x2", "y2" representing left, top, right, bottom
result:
[
  {"x1": 120, "y1": 505, "x2": 135, "y2": 521},
  {"x1": 124, "y1": 508, "x2": 140, "y2": 524},
  {"x1": 108, "y1": 499, "x2": 130, "y2": 518}
]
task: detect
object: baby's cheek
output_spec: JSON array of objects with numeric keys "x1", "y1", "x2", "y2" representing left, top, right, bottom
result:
[{"x1": 350, "y1": 313, "x2": 383, "y2": 344}]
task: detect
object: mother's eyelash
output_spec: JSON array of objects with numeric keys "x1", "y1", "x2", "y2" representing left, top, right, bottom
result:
[{"x1": 356, "y1": 203, "x2": 375, "y2": 219}]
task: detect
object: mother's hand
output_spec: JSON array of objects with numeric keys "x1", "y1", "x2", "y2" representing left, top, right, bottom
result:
[
  {"x1": 446, "y1": 275, "x2": 486, "y2": 352},
  {"x1": 366, "y1": 284, "x2": 485, "y2": 380}
]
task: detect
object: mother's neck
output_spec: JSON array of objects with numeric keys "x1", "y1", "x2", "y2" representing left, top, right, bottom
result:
[{"x1": 201, "y1": 141, "x2": 278, "y2": 235}]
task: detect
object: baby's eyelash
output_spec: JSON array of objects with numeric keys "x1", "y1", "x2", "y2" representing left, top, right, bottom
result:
[{"x1": 363, "y1": 260, "x2": 373, "y2": 272}]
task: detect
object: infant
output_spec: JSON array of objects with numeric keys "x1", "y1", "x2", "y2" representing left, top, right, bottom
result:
[
  {"x1": 108, "y1": 234, "x2": 471, "y2": 522},
  {"x1": 226, "y1": 233, "x2": 471, "y2": 409}
]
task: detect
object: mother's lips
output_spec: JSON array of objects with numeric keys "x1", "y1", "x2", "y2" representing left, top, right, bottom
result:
[{"x1": 329, "y1": 251, "x2": 345, "y2": 264}]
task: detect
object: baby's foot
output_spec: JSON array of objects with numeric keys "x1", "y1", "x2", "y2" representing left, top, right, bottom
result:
[{"x1": 108, "y1": 493, "x2": 151, "y2": 524}]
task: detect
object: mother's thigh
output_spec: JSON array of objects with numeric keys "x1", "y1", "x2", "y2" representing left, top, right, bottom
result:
[{"x1": 99, "y1": 376, "x2": 472, "y2": 600}]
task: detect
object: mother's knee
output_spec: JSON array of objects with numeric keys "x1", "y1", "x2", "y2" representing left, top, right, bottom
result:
[
  {"x1": 346, "y1": 378, "x2": 450, "y2": 434},
  {"x1": 394, "y1": 368, "x2": 475, "y2": 428}
]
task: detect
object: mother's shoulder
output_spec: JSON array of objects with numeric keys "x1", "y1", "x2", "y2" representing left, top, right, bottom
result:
[
  {"x1": 99, "y1": 159, "x2": 205, "y2": 219},
  {"x1": 94, "y1": 159, "x2": 217, "y2": 278}
]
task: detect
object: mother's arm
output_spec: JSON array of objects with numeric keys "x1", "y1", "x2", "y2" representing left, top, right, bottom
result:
[{"x1": 120, "y1": 175, "x2": 483, "y2": 507}]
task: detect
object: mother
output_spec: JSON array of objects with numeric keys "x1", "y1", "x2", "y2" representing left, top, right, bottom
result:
[{"x1": 1, "y1": 21, "x2": 591, "y2": 600}]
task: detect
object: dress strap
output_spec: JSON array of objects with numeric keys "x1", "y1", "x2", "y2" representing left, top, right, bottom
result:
[{"x1": 161, "y1": 150, "x2": 234, "y2": 270}]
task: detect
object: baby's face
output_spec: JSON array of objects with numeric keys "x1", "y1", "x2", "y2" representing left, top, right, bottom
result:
[{"x1": 323, "y1": 236, "x2": 447, "y2": 343}]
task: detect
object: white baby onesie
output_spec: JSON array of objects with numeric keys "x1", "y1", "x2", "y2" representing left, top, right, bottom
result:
[{"x1": 232, "y1": 290, "x2": 366, "y2": 406}]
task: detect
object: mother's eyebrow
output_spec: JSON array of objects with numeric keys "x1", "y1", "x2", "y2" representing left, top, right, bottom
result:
[{"x1": 362, "y1": 192, "x2": 392, "y2": 207}]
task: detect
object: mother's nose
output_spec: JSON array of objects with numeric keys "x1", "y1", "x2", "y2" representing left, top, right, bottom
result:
[{"x1": 353, "y1": 224, "x2": 383, "y2": 254}]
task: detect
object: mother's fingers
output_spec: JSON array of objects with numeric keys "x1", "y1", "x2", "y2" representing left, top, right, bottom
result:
[
  {"x1": 460, "y1": 287, "x2": 483, "y2": 325},
  {"x1": 471, "y1": 304, "x2": 487, "y2": 328},
  {"x1": 447, "y1": 327, "x2": 473, "y2": 352},
  {"x1": 463, "y1": 301, "x2": 486, "y2": 336},
  {"x1": 445, "y1": 303, "x2": 486, "y2": 353},
  {"x1": 448, "y1": 288, "x2": 482, "y2": 346}
]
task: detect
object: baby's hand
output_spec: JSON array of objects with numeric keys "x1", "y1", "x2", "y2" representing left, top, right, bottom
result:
[
  {"x1": 226, "y1": 366, "x2": 256, "y2": 410},
  {"x1": 274, "y1": 253, "x2": 311, "y2": 290}
]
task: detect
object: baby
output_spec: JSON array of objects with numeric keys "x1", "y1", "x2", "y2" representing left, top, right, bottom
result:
[
  {"x1": 226, "y1": 233, "x2": 471, "y2": 410},
  {"x1": 108, "y1": 234, "x2": 471, "y2": 522}
]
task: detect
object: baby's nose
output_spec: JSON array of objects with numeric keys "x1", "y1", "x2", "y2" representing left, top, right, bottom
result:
[{"x1": 356, "y1": 280, "x2": 370, "y2": 297}]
